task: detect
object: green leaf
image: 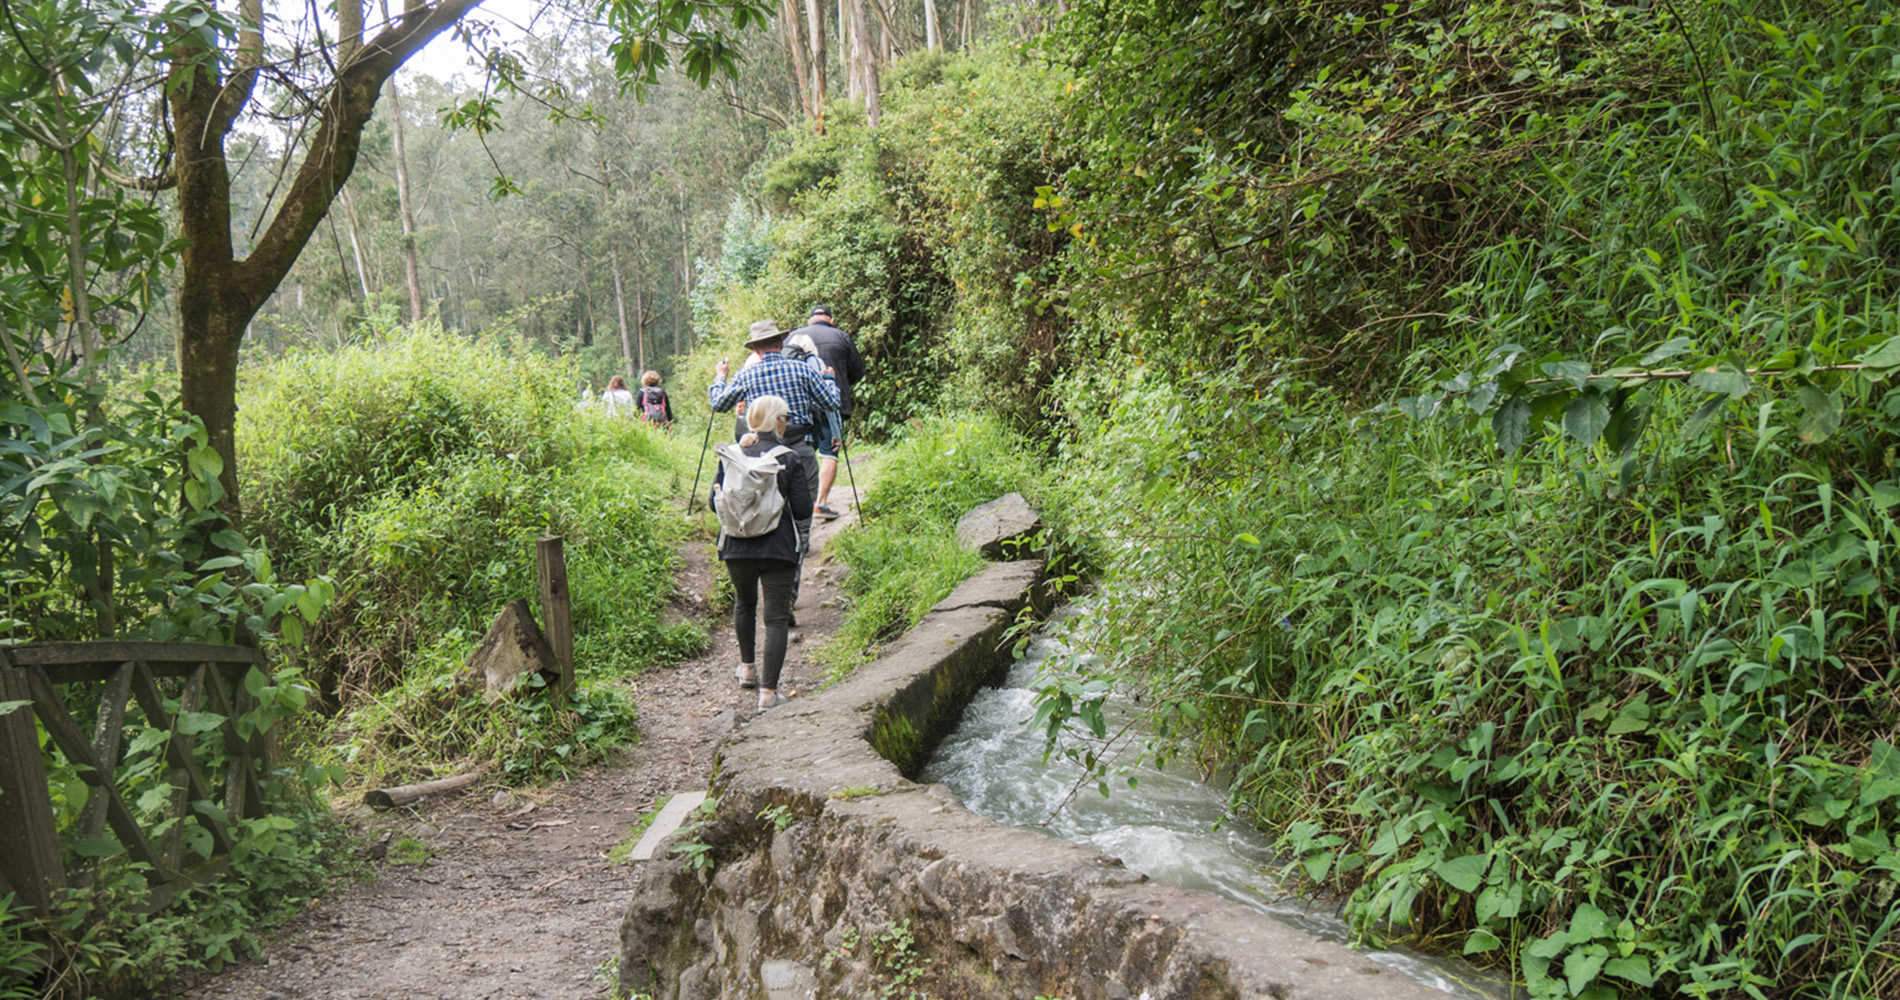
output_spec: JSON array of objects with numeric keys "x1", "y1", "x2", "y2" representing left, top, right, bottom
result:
[
  {"x1": 1568, "y1": 901, "x2": 1615, "y2": 942},
  {"x1": 1689, "y1": 367, "x2": 1750, "y2": 399},
  {"x1": 1639, "y1": 337, "x2": 1694, "y2": 365},
  {"x1": 1563, "y1": 391, "x2": 1611, "y2": 447},
  {"x1": 1542, "y1": 359, "x2": 1591, "y2": 389},
  {"x1": 1565, "y1": 944, "x2": 1610, "y2": 995},
  {"x1": 0, "y1": 699, "x2": 30, "y2": 718},
  {"x1": 73, "y1": 835, "x2": 121, "y2": 858},
  {"x1": 1797, "y1": 384, "x2": 1843, "y2": 444},
  {"x1": 187, "y1": 445, "x2": 223, "y2": 483},
  {"x1": 1493, "y1": 394, "x2": 1532, "y2": 456},
  {"x1": 175, "y1": 711, "x2": 226, "y2": 735},
  {"x1": 1603, "y1": 955, "x2": 1655, "y2": 987},
  {"x1": 1464, "y1": 928, "x2": 1503, "y2": 954},
  {"x1": 1433, "y1": 853, "x2": 1489, "y2": 893},
  {"x1": 1860, "y1": 335, "x2": 1900, "y2": 370}
]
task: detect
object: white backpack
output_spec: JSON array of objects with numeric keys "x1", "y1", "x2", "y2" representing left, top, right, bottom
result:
[{"x1": 712, "y1": 442, "x2": 792, "y2": 540}]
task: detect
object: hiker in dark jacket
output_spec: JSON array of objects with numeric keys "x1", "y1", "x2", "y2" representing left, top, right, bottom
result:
[
  {"x1": 789, "y1": 306, "x2": 864, "y2": 519},
  {"x1": 709, "y1": 394, "x2": 811, "y2": 712}
]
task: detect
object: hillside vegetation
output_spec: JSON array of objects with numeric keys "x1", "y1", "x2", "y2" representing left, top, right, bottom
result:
[{"x1": 700, "y1": 2, "x2": 1900, "y2": 997}]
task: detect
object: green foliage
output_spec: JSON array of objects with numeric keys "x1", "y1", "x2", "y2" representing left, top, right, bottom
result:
[
  {"x1": 0, "y1": 783, "x2": 348, "y2": 999},
  {"x1": 695, "y1": 45, "x2": 1061, "y2": 439},
  {"x1": 2, "y1": 368, "x2": 331, "y2": 644},
  {"x1": 385, "y1": 836, "x2": 433, "y2": 865},
  {"x1": 240, "y1": 323, "x2": 701, "y2": 717},
  {"x1": 1041, "y1": 358, "x2": 1900, "y2": 998},
  {"x1": 819, "y1": 415, "x2": 1037, "y2": 677},
  {"x1": 334, "y1": 647, "x2": 642, "y2": 785},
  {"x1": 668, "y1": 796, "x2": 720, "y2": 872}
]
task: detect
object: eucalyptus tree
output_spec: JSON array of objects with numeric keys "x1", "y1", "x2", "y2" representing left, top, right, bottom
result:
[{"x1": 32, "y1": 0, "x2": 777, "y2": 516}]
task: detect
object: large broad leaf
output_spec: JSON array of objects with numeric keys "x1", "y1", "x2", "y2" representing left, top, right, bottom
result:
[
  {"x1": 1493, "y1": 394, "x2": 1532, "y2": 456},
  {"x1": 1563, "y1": 391, "x2": 1611, "y2": 447},
  {"x1": 1432, "y1": 853, "x2": 1489, "y2": 893},
  {"x1": 1861, "y1": 335, "x2": 1900, "y2": 370},
  {"x1": 1541, "y1": 359, "x2": 1592, "y2": 389},
  {"x1": 1603, "y1": 955, "x2": 1655, "y2": 987},
  {"x1": 1568, "y1": 901, "x2": 1615, "y2": 942},
  {"x1": 187, "y1": 444, "x2": 223, "y2": 483},
  {"x1": 1797, "y1": 384, "x2": 1843, "y2": 444},
  {"x1": 1603, "y1": 398, "x2": 1650, "y2": 455},
  {"x1": 1689, "y1": 367, "x2": 1750, "y2": 398},
  {"x1": 1565, "y1": 944, "x2": 1611, "y2": 995},
  {"x1": 175, "y1": 710, "x2": 226, "y2": 735}
]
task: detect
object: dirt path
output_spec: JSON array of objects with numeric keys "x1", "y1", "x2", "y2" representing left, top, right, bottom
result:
[{"x1": 176, "y1": 486, "x2": 863, "y2": 1000}]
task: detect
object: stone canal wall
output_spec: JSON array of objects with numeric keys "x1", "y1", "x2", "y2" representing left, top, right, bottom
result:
[{"x1": 619, "y1": 559, "x2": 1451, "y2": 1000}]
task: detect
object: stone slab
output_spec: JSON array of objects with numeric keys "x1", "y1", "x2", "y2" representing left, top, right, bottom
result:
[
  {"x1": 928, "y1": 559, "x2": 1044, "y2": 616},
  {"x1": 627, "y1": 790, "x2": 707, "y2": 862},
  {"x1": 953, "y1": 491, "x2": 1042, "y2": 559}
]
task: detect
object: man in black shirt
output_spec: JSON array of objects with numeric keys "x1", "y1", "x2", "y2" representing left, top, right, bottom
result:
[{"x1": 789, "y1": 305, "x2": 865, "y2": 519}]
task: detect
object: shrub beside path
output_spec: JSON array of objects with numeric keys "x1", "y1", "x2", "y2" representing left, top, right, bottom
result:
[{"x1": 177, "y1": 487, "x2": 863, "y2": 1000}]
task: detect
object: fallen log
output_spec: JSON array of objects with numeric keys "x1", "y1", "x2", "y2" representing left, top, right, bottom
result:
[{"x1": 363, "y1": 770, "x2": 484, "y2": 810}]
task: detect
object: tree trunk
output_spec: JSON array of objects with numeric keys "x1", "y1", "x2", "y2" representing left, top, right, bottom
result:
[
  {"x1": 339, "y1": 188, "x2": 372, "y2": 298},
  {"x1": 844, "y1": 0, "x2": 860, "y2": 102},
  {"x1": 339, "y1": 0, "x2": 365, "y2": 63},
  {"x1": 924, "y1": 0, "x2": 939, "y2": 50},
  {"x1": 804, "y1": 0, "x2": 827, "y2": 130},
  {"x1": 780, "y1": 0, "x2": 812, "y2": 119},
  {"x1": 633, "y1": 282, "x2": 646, "y2": 374},
  {"x1": 168, "y1": 0, "x2": 485, "y2": 515},
  {"x1": 848, "y1": 0, "x2": 879, "y2": 125},
  {"x1": 382, "y1": 4, "x2": 423, "y2": 324},
  {"x1": 612, "y1": 245, "x2": 635, "y2": 382}
]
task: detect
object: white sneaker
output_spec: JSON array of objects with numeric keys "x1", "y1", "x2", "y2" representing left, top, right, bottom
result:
[{"x1": 735, "y1": 662, "x2": 758, "y2": 689}]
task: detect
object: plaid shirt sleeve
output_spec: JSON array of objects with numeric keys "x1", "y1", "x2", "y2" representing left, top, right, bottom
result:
[{"x1": 713, "y1": 356, "x2": 837, "y2": 426}]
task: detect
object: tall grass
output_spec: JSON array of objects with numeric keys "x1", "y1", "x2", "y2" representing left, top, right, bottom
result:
[
  {"x1": 239, "y1": 323, "x2": 704, "y2": 782},
  {"x1": 818, "y1": 413, "x2": 1041, "y2": 678}
]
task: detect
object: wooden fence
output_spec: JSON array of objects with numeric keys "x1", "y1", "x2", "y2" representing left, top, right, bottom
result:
[{"x1": 0, "y1": 642, "x2": 277, "y2": 916}]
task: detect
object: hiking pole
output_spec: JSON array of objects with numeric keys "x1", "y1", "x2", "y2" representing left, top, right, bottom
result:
[
  {"x1": 840, "y1": 433, "x2": 862, "y2": 519},
  {"x1": 687, "y1": 406, "x2": 715, "y2": 513}
]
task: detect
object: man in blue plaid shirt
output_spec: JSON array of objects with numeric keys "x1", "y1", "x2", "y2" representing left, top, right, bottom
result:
[{"x1": 709, "y1": 319, "x2": 841, "y2": 626}]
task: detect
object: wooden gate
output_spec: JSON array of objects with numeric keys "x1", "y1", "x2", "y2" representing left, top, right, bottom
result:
[{"x1": 0, "y1": 642, "x2": 277, "y2": 915}]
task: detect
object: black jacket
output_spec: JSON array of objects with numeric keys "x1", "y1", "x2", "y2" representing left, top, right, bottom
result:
[
  {"x1": 710, "y1": 431, "x2": 811, "y2": 563},
  {"x1": 791, "y1": 320, "x2": 865, "y2": 418}
]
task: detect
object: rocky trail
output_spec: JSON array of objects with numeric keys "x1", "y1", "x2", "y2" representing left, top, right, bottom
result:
[{"x1": 176, "y1": 488, "x2": 863, "y2": 1000}]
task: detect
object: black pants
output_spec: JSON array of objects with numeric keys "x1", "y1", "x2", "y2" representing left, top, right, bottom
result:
[{"x1": 726, "y1": 557, "x2": 796, "y2": 690}]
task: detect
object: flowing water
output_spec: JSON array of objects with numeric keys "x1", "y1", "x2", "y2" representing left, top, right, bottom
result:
[{"x1": 920, "y1": 614, "x2": 1513, "y2": 1000}]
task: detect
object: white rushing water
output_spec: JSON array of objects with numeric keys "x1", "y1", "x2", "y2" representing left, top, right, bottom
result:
[{"x1": 920, "y1": 621, "x2": 1512, "y2": 1000}]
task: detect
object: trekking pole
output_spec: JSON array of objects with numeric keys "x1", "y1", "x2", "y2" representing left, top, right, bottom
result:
[
  {"x1": 687, "y1": 407, "x2": 715, "y2": 513},
  {"x1": 840, "y1": 433, "x2": 862, "y2": 519}
]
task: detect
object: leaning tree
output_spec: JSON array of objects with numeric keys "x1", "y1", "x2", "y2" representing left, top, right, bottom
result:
[{"x1": 126, "y1": 0, "x2": 772, "y2": 515}]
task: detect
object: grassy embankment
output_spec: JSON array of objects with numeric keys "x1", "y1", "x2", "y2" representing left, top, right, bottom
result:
[{"x1": 239, "y1": 321, "x2": 707, "y2": 786}]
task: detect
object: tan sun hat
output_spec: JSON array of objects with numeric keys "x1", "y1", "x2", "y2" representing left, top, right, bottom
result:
[{"x1": 744, "y1": 319, "x2": 784, "y2": 348}]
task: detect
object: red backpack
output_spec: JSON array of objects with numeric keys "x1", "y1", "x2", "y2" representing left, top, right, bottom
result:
[{"x1": 640, "y1": 387, "x2": 668, "y2": 423}]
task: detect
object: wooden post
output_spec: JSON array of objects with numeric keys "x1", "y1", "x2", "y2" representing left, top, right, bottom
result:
[
  {"x1": 0, "y1": 656, "x2": 66, "y2": 913},
  {"x1": 536, "y1": 536, "x2": 574, "y2": 701}
]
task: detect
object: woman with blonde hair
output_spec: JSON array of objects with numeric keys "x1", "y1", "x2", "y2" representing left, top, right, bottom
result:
[{"x1": 708, "y1": 394, "x2": 810, "y2": 711}]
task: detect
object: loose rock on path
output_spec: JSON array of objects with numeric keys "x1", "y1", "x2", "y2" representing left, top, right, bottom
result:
[{"x1": 175, "y1": 488, "x2": 863, "y2": 1000}]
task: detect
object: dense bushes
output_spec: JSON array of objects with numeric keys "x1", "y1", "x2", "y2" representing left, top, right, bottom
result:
[
  {"x1": 686, "y1": 2, "x2": 1900, "y2": 995},
  {"x1": 239, "y1": 323, "x2": 700, "y2": 781},
  {"x1": 1044, "y1": 361, "x2": 1900, "y2": 997}
]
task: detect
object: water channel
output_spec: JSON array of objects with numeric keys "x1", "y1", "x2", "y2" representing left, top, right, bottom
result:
[{"x1": 920, "y1": 611, "x2": 1512, "y2": 1000}]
